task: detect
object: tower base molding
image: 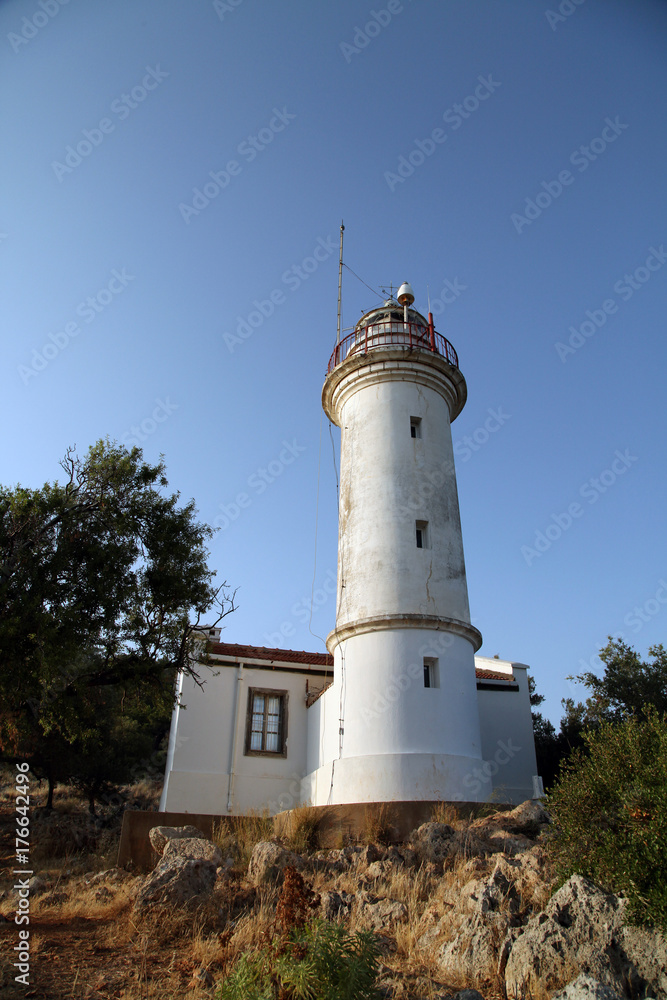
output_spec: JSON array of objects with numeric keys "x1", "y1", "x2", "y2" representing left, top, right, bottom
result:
[{"x1": 301, "y1": 751, "x2": 493, "y2": 806}]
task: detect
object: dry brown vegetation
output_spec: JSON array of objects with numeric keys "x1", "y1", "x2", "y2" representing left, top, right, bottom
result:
[{"x1": 0, "y1": 774, "x2": 552, "y2": 999}]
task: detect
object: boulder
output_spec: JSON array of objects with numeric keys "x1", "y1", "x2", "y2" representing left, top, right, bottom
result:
[
  {"x1": 355, "y1": 843, "x2": 383, "y2": 866},
  {"x1": 134, "y1": 855, "x2": 216, "y2": 912},
  {"x1": 320, "y1": 889, "x2": 354, "y2": 920},
  {"x1": 247, "y1": 841, "x2": 303, "y2": 886},
  {"x1": 552, "y1": 974, "x2": 624, "y2": 1000},
  {"x1": 505, "y1": 799, "x2": 550, "y2": 827},
  {"x1": 162, "y1": 837, "x2": 222, "y2": 866},
  {"x1": 358, "y1": 894, "x2": 408, "y2": 931},
  {"x1": 409, "y1": 822, "x2": 455, "y2": 864},
  {"x1": 148, "y1": 824, "x2": 207, "y2": 855},
  {"x1": 619, "y1": 923, "x2": 667, "y2": 997},
  {"x1": 504, "y1": 875, "x2": 631, "y2": 996}
]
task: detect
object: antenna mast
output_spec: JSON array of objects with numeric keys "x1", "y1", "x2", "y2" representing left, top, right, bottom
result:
[{"x1": 336, "y1": 221, "x2": 345, "y2": 345}]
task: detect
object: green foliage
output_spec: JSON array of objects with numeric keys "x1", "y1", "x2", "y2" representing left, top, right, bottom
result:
[
  {"x1": 0, "y1": 440, "x2": 235, "y2": 809},
  {"x1": 565, "y1": 638, "x2": 667, "y2": 729},
  {"x1": 217, "y1": 920, "x2": 382, "y2": 1000},
  {"x1": 547, "y1": 709, "x2": 667, "y2": 929}
]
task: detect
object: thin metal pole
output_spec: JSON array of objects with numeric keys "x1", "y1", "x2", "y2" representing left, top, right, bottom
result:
[{"x1": 336, "y1": 221, "x2": 344, "y2": 345}]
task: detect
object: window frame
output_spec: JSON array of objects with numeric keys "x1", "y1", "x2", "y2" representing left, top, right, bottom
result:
[
  {"x1": 410, "y1": 416, "x2": 422, "y2": 439},
  {"x1": 423, "y1": 657, "x2": 440, "y2": 689},
  {"x1": 416, "y1": 519, "x2": 429, "y2": 549},
  {"x1": 244, "y1": 687, "x2": 288, "y2": 758}
]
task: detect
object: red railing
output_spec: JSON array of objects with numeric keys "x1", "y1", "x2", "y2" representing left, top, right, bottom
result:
[{"x1": 327, "y1": 320, "x2": 458, "y2": 374}]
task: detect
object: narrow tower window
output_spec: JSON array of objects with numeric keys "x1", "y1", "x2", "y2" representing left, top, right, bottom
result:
[
  {"x1": 423, "y1": 657, "x2": 440, "y2": 688},
  {"x1": 410, "y1": 416, "x2": 422, "y2": 439},
  {"x1": 416, "y1": 520, "x2": 429, "y2": 549}
]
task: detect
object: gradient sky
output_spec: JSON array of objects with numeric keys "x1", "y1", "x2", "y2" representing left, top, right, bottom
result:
[{"x1": 2, "y1": 0, "x2": 666, "y2": 726}]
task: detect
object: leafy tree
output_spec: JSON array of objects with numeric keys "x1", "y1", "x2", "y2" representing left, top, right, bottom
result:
[
  {"x1": 0, "y1": 440, "x2": 234, "y2": 807},
  {"x1": 565, "y1": 638, "x2": 667, "y2": 728},
  {"x1": 547, "y1": 709, "x2": 667, "y2": 929}
]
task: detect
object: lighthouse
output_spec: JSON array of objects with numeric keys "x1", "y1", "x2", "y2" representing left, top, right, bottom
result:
[{"x1": 303, "y1": 283, "x2": 492, "y2": 805}]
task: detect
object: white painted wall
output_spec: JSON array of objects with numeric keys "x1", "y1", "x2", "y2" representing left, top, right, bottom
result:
[
  {"x1": 161, "y1": 662, "x2": 315, "y2": 816},
  {"x1": 331, "y1": 367, "x2": 471, "y2": 629},
  {"x1": 476, "y1": 659, "x2": 539, "y2": 804}
]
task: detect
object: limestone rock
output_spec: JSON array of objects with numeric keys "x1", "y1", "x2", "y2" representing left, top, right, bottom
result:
[
  {"x1": 247, "y1": 841, "x2": 303, "y2": 885},
  {"x1": 163, "y1": 837, "x2": 222, "y2": 866},
  {"x1": 409, "y1": 822, "x2": 455, "y2": 864},
  {"x1": 619, "y1": 923, "x2": 667, "y2": 997},
  {"x1": 320, "y1": 889, "x2": 354, "y2": 920},
  {"x1": 358, "y1": 893, "x2": 408, "y2": 930},
  {"x1": 355, "y1": 843, "x2": 383, "y2": 866},
  {"x1": 134, "y1": 854, "x2": 216, "y2": 912},
  {"x1": 148, "y1": 824, "x2": 207, "y2": 855},
  {"x1": 504, "y1": 875, "x2": 630, "y2": 997},
  {"x1": 505, "y1": 798, "x2": 550, "y2": 827},
  {"x1": 552, "y1": 974, "x2": 624, "y2": 1000}
]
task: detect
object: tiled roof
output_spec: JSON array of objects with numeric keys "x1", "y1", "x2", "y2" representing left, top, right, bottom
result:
[
  {"x1": 208, "y1": 643, "x2": 516, "y2": 681},
  {"x1": 208, "y1": 642, "x2": 333, "y2": 667},
  {"x1": 476, "y1": 668, "x2": 516, "y2": 682}
]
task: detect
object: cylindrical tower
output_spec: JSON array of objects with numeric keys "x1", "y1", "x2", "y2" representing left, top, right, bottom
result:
[{"x1": 317, "y1": 290, "x2": 490, "y2": 804}]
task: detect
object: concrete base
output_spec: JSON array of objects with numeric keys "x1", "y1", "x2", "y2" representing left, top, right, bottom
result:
[
  {"x1": 303, "y1": 752, "x2": 493, "y2": 805},
  {"x1": 116, "y1": 800, "x2": 504, "y2": 870}
]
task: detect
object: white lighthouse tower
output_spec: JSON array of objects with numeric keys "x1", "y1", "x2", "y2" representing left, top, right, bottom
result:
[{"x1": 304, "y1": 283, "x2": 492, "y2": 805}]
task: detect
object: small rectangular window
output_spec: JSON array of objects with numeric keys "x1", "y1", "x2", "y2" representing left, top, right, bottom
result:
[
  {"x1": 416, "y1": 520, "x2": 429, "y2": 549},
  {"x1": 410, "y1": 416, "x2": 422, "y2": 439},
  {"x1": 245, "y1": 689, "x2": 288, "y2": 756},
  {"x1": 423, "y1": 657, "x2": 439, "y2": 688}
]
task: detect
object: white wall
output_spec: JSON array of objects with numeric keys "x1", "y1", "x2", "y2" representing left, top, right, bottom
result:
[
  {"x1": 161, "y1": 662, "x2": 314, "y2": 816},
  {"x1": 332, "y1": 371, "x2": 472, "y2": 630},
  {"x1": 476, "y1": 659, "x2": 538, "y2": 804}
]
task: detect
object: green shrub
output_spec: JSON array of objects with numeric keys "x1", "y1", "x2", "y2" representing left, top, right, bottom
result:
[
  {"x1": 547, "y1": 709, "x2": 667, "y2": 929},
  {"x1": 216, "y1": 919, "x2": 381, "y2": 1000}
]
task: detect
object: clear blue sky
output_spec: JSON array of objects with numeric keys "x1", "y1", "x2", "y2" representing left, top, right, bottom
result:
[{"x1": 2, "y1": 0, "x2": 666, "y2": 727}]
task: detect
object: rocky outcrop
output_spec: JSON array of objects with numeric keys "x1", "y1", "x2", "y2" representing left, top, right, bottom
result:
[
  {"x1": 247, "y1": 841, "x2": 303, "y2": 885},
  {"x1": 134, "y1": 855, "x2": 216, "y2": 912},
  {"x1": 357, "y1": 891, "x2": 408, "y2": 931},
  {"x1": 162, "y1": 837, "x2": 222, "y2": 866},
  {"x1": 320, "y1": 889, "x2": 355, "y2": 920},
  {"x1": 148, "y1": 824, "x2": 207, "y2": 855},
  {"x1": 503, "y1": 874, "x2": 666, "y2": 998},
  {"x1": 552, "y1": 974, "x2": 625, "y2": 1000}
]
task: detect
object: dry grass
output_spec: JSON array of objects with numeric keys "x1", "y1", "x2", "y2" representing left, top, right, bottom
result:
[
  {"x1": 280, "y1": 803, "x2": 323, "y2": 854},
  {"x1": 212, "y1": 809, "x2": 274, "y2": 870},
  {"x1": 364, "y1": 802, "x2": 393, "y2": 845}
]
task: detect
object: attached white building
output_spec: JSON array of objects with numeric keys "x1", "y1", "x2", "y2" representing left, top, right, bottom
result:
[{"x1": 161, "y1": 283, "x2": 539, "y2": 815}]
